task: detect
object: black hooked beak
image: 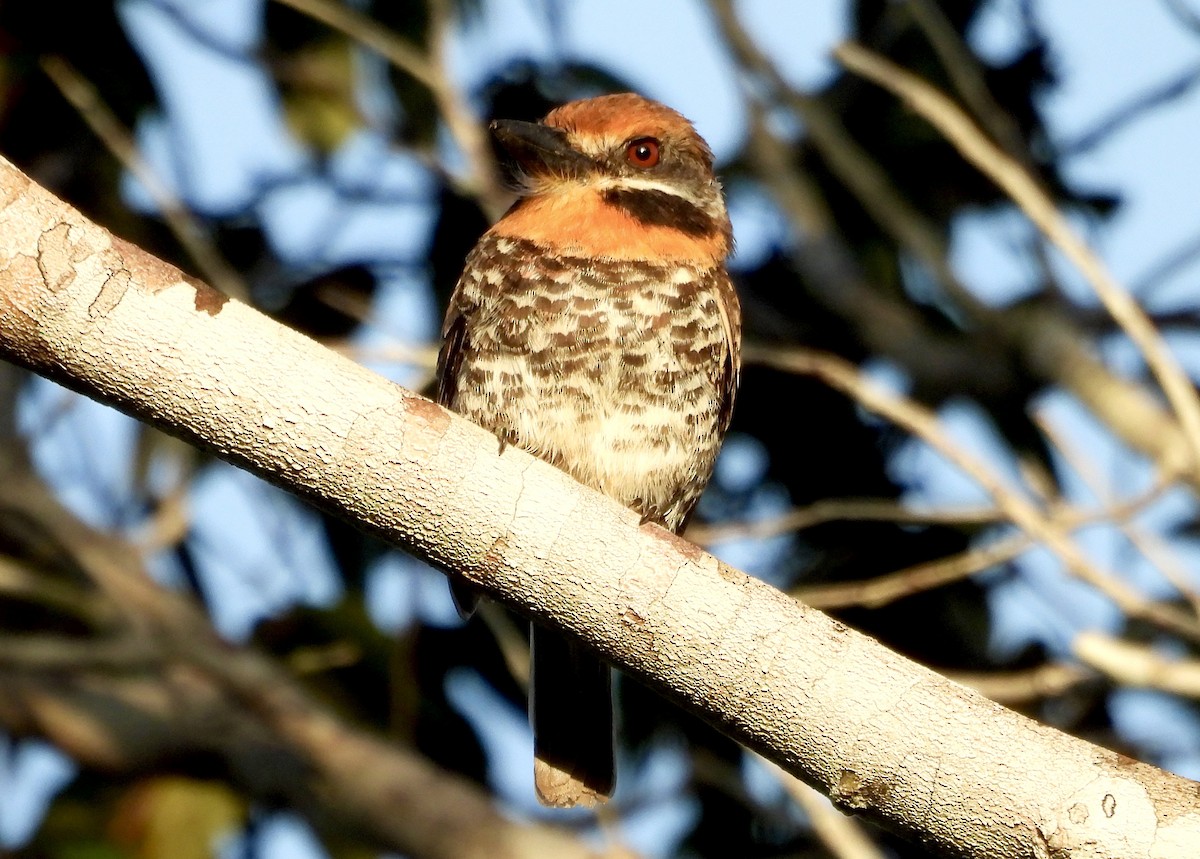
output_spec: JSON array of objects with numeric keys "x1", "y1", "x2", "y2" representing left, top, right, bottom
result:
[{"x1": 489, "y1": 119, "x2": 593, "y2": 178}]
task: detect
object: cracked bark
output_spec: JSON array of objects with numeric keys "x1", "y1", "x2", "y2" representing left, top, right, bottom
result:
[{"x1": 1, "y1": 156, "x2": 1199, "y2": 858}]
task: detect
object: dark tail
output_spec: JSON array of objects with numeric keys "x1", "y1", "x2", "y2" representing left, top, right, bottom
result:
[{"x1": 529, "y1": 624, "x2": 615, "y2": 806}]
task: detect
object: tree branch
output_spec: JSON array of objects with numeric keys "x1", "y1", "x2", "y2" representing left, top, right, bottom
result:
[
  {"x1": 1, "y1": 156, "x2": 1199, "y2": 857},
  {"x1": 0, "y1": 472, "x2": 618, "y2": 859}
]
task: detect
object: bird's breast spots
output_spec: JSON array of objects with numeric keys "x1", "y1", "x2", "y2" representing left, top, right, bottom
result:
[
  {"x1": 490, "y1": 188, "x2": 725, "y2": 264},
  {"x1": 576, "y1": 311, "x2": 608, "y2": 329},
  {"x1": 533, "y1": 295, "x2": 569, "y2": 314}
]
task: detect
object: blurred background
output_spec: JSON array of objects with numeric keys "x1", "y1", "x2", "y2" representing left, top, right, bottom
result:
[{"x1": 2, "y1": 1, "x2": 1200, "y2": 856}]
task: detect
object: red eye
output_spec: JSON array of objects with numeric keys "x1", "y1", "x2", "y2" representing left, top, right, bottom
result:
[{"x1": 625, "y1": 137, "x2": 660, "y2": 168}]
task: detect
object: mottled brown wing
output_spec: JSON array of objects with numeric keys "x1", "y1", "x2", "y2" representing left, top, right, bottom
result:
[
  {"x1": 714, "y1": 268, "x2": 742, "y2": 444},
  {"x1": 436, "y1": 283, "x2": 480, "y2": 617},
  {"x1": 436, "y1": 301, "x2": 468, "y2": 409},
  {"x1": 437, "y1": 238, "x2": 509, "y2": 411},
  {"x1": 673, "y1": 268, "x2": 741, "y2": 534}
]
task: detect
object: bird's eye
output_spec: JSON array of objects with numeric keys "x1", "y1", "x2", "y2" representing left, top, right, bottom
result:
[{"x1": 625, "y1": 137, "x2": 661, "y2": 168}]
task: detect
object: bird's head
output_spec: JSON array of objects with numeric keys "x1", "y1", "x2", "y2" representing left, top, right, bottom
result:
[{"x1": 488, "y1": 93, "x2": 732, "y2": 263}]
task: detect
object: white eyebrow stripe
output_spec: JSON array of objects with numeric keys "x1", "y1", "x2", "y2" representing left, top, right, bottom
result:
[
  {"x1": 593, "y1": 176, "x2": 695, "y2": 200},
  {"x1": 594, "y1": 175, "x2": 727, "y2": 221}
]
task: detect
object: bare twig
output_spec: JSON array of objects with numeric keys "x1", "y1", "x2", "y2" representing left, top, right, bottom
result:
[
  {"x1": 715, "y1": 4, "x2": 1199, "y2": 489},
  {"x1": 271, "y1": 0, "x2": 438, "y2": 88},
  {"x1": 477, "y1": 601, "x2": 532, "y2": 688},
  {"x1": 288, "y1": 640, "x2": 364, "y2": 674},
  {"x1": 751, "y1": 345, "x2": 1200, "y2": 641},
  {"x1": 311, "y1": 282, "x2": 440, "y2": 377},
  {"x1": 760, "y1": 757, "x2": 885, "y2": 859},
  {"x1": 1075, "y1": 631, "x2": 1200, "y2": 698},
  {"x1": 425, "y1": 0, "x2": 508, "y2": 220},
  {"x1": 0, "y1": 556, "x2": 116, "y2": 629},
  {"x1": 135, "y1": 484, "x2": 192, "y2": 553},
  {"x1": 1064, "y1": 61, "x2": 1200, "y2": 156},
  {"x1": 788, "y1": 477, "x2": 1167, "y2": 611},
  {"x1": 0, "y1": 634, "x2": 160, "y2": 670},
  {"x1": 1035, "y1": 411, "x2": 1200, "y2": 617},
  {"x1": 795, "y1": 531, "x2": 1030, "y2": 611},
  {"x1": 1131, "y1": 228, "x2": 1200, "y2": 296},
  {"x1": 687, "y1": 498, "x2": 1005, "y2": 547},
  {"x1": 0, "y1": 473, "x2": 619, "y2": 859},
  {"x1": 948, "y1": 662, "x2": 1094, "y2": 705},
  {"x1": 736, "y1": 98, "x2": 1010, "y2": 396},
  {"x1": 714, "y1": 0, "x2": 988, "y2": 315},
  {"x1": 903, "y1": 0, "x2": 1031, "y2": 163},
  {"x1": 327, "y1": 341, "x2": 440, "y2": 369},
  {"x1": 1009, "y1": 308, "x2": 1194, "y2": 483}
]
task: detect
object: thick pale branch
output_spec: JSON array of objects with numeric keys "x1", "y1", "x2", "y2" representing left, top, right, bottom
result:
[{"x1": 1, "y1": 157, "x2": 1199, "y2": 858}]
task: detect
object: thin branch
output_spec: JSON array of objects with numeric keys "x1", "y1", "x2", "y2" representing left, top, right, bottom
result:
[
  {"x1": 687, "y1": 498, "x2": 1005, "y2": 547},
  {"x1": 1009, "y1": 306, "x2": 1195, "y2": 484},
  {"x1": 1075, "y1": 631, "x2": 1200, "y2": 698},
  {"x1": 1035, "y1": 411, "x2": 1200, "y2": 617},
  {"x1": 0, "y1": 556, "x2": 116, "y2": 630},
  {"x1": 796, "y1": 467, "x2": 1184, "y2": 611},
  {"x1": 328, "y1": 341, "x2": 440, "y2": 368},
  {"x1": 759, "y1": 756, "x2": 885, "y2": 859},
  {"x1": 750, "y1": 345, "x2": 1200, "y2": 641},
  {"x1": 947, "y1": 663, "x2": 1094, "y2": 705},
  {"x1": 836, "y1": 41, "x2": 1200, "y2": 487},
  {"x1": 717, "y1": 5, "x2": 1198, "y2": 488},
  {"x1": 0, "y1": 634, "x2": 160, "y2": 670},
  {"x1": 477, "y1": 601, "x2": 533, "y2": 688},
  {"x1": 713, "y1": 0, "x2": 971, "y2": 307},
  {"x1": 271, "y1": 0, "x2": 438, "y2": 88},
  {"x1": 0, "y1": 473, "x2": 618, "y2": 859},
  {"x1": 425, "y1": 0, "x2": 508, "y2": 220},
  {"x1": 903, "y1": 0, "x2": 1032, "y2": 164},
  {"x1": 1063, "y1": 61, "x2": 1200, "y2": 156},
  {"x1": 795, "y1": 531, "x2": 1030, "y2": 611},
  {"x1": 1131, "y1": 228, "x2": 1200, "y2": 296},
  {"x1": 735, "y1": 99, "x2": 1007, "y2": 396},
  {"x1": 740, "y1": 102, "x2": 833, "y2": 235},
  {"x1": 311, "y1": 282, "x2": 440, "y2": 380},
  {"x1": 135, "y1": 483, "x2": 191, "y2": 553}
]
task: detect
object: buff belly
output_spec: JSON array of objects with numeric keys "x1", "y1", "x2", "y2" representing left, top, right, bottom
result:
[
  {"x1": 454, "y1": 323, "x2": 723, "y2": 529},
  {"x1": 468, "y1": 360, "x2": 716, "y2": 530}
]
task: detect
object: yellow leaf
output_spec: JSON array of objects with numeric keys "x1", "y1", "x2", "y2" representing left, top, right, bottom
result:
[{"x1": 109, "y1": 777, "x2": 246, "y2": 859}]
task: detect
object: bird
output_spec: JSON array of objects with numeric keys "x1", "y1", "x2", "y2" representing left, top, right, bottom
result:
[{"x1": 437, "y1": 92, "x2": 740, "y2": 807}]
